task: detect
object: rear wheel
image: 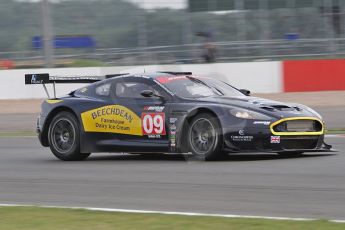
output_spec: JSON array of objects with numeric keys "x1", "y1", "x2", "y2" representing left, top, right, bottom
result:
[
  {"x1": 187, "y1": 113, "x2": 223, "y2": 160},
  {"x1": 48, "y1": 111, "x2": 90, "y2": 161}
]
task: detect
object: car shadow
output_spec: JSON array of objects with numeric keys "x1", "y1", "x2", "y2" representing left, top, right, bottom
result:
[
  {"x1": 86, "y1": 153, "x2": 187, "y2": 162},
  {"x1": 221, "y1": 153, "x2": 337, "y2": 162},
  {"x1": 84, "y1": 152, "x2": 337, "y2": 162}
]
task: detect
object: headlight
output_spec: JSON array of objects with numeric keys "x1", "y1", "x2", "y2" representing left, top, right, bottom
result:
[{"x1": 230, "y1": 108, "x2": 272, "y2": 120}]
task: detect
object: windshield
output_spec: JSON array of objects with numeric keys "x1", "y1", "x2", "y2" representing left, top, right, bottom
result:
[{"x1": 155, "y1": 76, "x2": 244, "y2": 98}]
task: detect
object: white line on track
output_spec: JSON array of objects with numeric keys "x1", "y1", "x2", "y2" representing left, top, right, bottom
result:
[
  {"x1": 0, "y1": 203, "x2": 344, "y2": 223},
  {"x1": 326, "y1": 134, "x2": 345, "y2": 138}
]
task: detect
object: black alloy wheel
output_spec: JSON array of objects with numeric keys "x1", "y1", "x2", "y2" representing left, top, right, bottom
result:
[
  {"x1": 48, "y1": 111, "x2": 90, "y2": 161},
  {"x1": 188, "y1": 113, "x2": 223, "y2": 160}
]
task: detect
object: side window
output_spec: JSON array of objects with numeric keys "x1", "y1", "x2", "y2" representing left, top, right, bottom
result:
[
  {"x1": 95, "y1": 83, "x2": 111, "y2": 96},
  {"x1": 115, "y1": 81, "x2": 157, "y2": 99}
]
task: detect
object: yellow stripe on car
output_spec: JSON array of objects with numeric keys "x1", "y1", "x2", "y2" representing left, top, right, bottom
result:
[
  {"x1": 270, "y1": 117, "x2": 324, "y2": 136},
  {"x1": 46, "y1": 100, "x2": 63, "y2": 104}
]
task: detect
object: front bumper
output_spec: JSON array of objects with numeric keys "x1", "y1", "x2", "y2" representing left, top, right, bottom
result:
[
  {"x1": 224, "y1": 132, "x2": 334, "y2": 153},
  {"x1": 222, "y1": 116, "x2": 334, "y2": 153}
]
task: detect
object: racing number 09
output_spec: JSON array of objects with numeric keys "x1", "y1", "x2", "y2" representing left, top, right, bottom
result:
[{"x1": 142, "y1": 113, "x2": 166, "y2": 135}]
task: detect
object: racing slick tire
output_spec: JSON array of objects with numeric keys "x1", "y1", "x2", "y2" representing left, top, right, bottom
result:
[
  {"x1": 48, "y1": 111, "x2": 90, "y2": 161},
  {"x1": 187, "y1": 113, "x2": 224, "y2": 161}
]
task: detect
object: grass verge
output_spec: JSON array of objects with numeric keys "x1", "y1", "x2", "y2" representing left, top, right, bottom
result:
[
  {"x1": 0, "y1": 206, "x2": 344, "y2": 230},
  {"x1": 325, "y1": 129, "x2": 345, "y2": 134},
  {"x1": 67, "y1": 59, "x2": 106, "y2": 67}
]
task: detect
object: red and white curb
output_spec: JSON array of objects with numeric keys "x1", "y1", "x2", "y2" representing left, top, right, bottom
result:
[{"x1": 0, "y1": 204, "x2": 344, "y2": 223}]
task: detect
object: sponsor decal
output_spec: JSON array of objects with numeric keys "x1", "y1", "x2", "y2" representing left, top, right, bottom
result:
[
  {"x1": 81, "y1": 105, "x2": 143, "y2": 136},
  {"x1": 148, "y1": 135, "x2": 161, "y2": 139},
  {"x1": 253, "y1": 121, "x2": 271, "y2": 125},
  {"x1": 169, "y1": 124, "x2": 177, "y2": 131},
  {"x1": 170, "y1": 131, "x2": 176, "y2": 140},
  {"x1": 231, "y1": 135, "x2": 253, "y2": 142},
  {"x1": 169, "y1": 122, "x2": 177, "y2": 147},
  {"x1": 231, "y1": 129, "x2": 253, "y2": 141},
  {"x1": 271, "y1": 136, "x2": 281, "y2": 144},
  {"x1": 170, "y1": 117, "x2": 178, "y2": 124},
  {"x1": 141, "y1": 113, "x2": 166, "y2": 135},
  {"x1": 156, "y1": 76, "x2": 186, "y2": 84},
  {"x1": 170, "y1": 134, "x2": 176, "y2": 147},
  {"x1": 31, "y1": 74, "x2": 43, "y2": 84},
  {"x1": 143, "y1": 106, "x2": 165, "y2": 112}
]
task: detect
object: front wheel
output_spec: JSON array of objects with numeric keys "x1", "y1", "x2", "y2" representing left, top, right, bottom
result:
[
  {"x1": 48, "y1": 111, "x2": 90, "y2": 161},
  {"x1": 188, "y1": 113, "x2": 223, "y2": 161}
]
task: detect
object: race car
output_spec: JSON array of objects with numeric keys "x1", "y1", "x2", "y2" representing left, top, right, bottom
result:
[{"x1": 25, "y1": 72, "x2": 333, "y2": 161}]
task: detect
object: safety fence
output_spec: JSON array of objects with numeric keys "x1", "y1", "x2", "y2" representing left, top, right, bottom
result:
[
  {"x1": 1, "y1": 59, "x2": 345, "y2": 99},
  {"x1": 2, "y1": 38, "x2": 345, "y2": 68}
]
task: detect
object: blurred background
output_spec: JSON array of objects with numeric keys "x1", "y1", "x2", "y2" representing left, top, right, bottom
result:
[{"x1": 0, "y1": 0, "x2": 345, "y2": 69}]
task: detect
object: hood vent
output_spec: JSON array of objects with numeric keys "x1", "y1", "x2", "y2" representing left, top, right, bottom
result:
[
  {"x1": 260, "y1": 106, "x2": 275, "y2": 111},
  {"x1": 260, "y1": 104, "x2": 299, "y2": 112}
]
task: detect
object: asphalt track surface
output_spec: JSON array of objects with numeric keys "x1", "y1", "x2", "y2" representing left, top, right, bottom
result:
[{"x1": 0, "y1": 136, "x2": 344, "y2": 220}]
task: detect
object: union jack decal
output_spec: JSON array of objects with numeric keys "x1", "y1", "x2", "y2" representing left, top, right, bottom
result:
[{"x1": 271, "y1": 136, "x2": 281, "y2": 144}]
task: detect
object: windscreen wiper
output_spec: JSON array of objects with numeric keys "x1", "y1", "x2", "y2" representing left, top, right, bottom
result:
[
  {"x1": 186, "y1": 76, "x2": 209, "y2": 87},
  {"x1": 211, "y1": 87, "x2": 224, "y2": 96}
]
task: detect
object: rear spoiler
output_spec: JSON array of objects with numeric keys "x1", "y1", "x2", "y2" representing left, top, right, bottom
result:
[{"x1": 25, "y1": 73, "x2": 127, "y2": 98}]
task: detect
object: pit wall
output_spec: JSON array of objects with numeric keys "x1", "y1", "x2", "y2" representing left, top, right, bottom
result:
[{"x1": 0, "y1": 60, "x2": 343, "y2": 99}]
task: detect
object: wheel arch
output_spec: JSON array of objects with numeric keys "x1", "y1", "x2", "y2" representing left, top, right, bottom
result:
[
  {"x1": 178, "y1": 107, "x2": 223, "y2": 152},
  {"x1": 41, "y1": 106, "x2": 79, "y2": 146}
]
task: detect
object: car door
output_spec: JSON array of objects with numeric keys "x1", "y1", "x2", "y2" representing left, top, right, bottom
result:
[{"x1": 108, "y1": 76, "x2": 171, "y2": 151}]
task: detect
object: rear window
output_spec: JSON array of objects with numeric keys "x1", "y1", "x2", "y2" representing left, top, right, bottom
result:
[{"x1": 114, "y1": 81, "x2": 158, "y2": 98}]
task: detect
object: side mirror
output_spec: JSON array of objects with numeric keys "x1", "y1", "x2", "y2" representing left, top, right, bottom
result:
[
  {"x1": 141, "y1": 90, "x2": 154, "y2": 97},
  {"x1": 140, "y1": 90, "x2": 165, "y2": 101},
  {"x1": 239, "y1": 89, "x2": 251, "y2": 96}
]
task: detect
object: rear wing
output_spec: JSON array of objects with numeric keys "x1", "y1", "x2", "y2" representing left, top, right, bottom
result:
[{"x1": 25, "y1": 73, "x2": 127, "y2": 98}]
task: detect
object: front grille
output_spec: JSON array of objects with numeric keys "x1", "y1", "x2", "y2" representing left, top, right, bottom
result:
[
  {"x1": 281, "y1": 136, "x2": 319, "y2": 149},
  {"x1": 273, "y1": 119, "x2": 322, "y2": 133}
]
